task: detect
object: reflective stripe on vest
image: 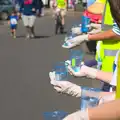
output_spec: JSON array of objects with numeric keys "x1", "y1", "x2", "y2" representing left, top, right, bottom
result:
[
  {"x1": 101, "y1": 0, "x2": 113, "y2": 31},
  {"x1": 102, "y1": 24, "x2": 113, "y2": 31},
  {"x1": 104, "y1": 49, "x2": 118, "y2": 56}
]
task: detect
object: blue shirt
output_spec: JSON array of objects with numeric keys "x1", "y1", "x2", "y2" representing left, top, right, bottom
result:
[
  {"x1": 20, "y1": 0, "x2": 37, "y2": 15},
  {"x1": 9, "y1": 15, "x2": 18, "y2": 26}
]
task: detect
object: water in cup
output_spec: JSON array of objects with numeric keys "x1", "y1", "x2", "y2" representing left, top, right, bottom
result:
[
  {"x1": 43, "y1": 111, "x2": 68, "y2": 120},
  {"x1": 80, "y1": 87, "x2": 100, "y2": 110},
  {"x1": 54, "y1": 62, "x2": 68, "y2": 81},
  {"x1": 70, "y1": 50, "x2": 84, "y2": 72},
  {"x1": 80, "y1": 96, "x2": 99, "y2": 111},
  {"x1": 64, "y1": 32, "x2": 78, "y2": 46}
]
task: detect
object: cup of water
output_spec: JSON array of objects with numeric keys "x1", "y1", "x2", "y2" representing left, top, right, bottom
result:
[
  {"x1": 54, "y1": 62, "x2": 68, "y2": 81},
  {"x1": 64, "y1": 31, "x2": 78, "y2": 47},
  {"x1": 43, "y1": 111, "x2": 68, "y2": 120},
  {"x1": 81, "y1": 16, "x2": 90, "y2": 33},
  {"x1": 80, "y1": 87, "x2": 101, "y2": 111},
  {"x1": 70, "y1": 50, "x2": 84, "y2": 72}
]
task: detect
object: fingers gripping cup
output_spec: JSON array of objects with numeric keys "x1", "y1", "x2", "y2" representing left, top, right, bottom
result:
[
  {"x1": 80, "y1": 87, "x2": 101, "y2": 111},
  {"x1": 43, "y1": 111, "x2": 68, "y2": 120},
  {"x1": 70, "y1": 50, "x2": 84, "y2": 72},
  {"x1": 64, "y1": 32, "x2": 77, "y2": 46},
  {"x1": 54, "y1": 62, "x2": 68, "y2": 81}
]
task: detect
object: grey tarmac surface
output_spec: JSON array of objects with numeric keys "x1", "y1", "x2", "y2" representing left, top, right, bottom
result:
[{"x1": 0, "y1": 12, "x2": 101, "y2": 120}]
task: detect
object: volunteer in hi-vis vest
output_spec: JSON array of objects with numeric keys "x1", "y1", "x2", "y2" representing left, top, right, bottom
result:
[
  {"x1": 56, "y1": 0, "x2": 67, "y2": 31},
  {"x1": 62, "y1": 0, "x2": 120, "y2": 92},
  {"x1": 95, "y1": 0, "x2": 120, "y2": 92}
]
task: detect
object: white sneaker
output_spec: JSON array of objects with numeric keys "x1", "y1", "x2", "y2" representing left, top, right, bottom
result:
[
  {"x1": 30, "y1": 34, "x2": 35, "y2": 38},
  {"x1": 26, "y1": 34, "x2": 30, "y2": 39}
]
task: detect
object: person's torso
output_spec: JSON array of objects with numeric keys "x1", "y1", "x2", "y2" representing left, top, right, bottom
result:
[
  {"x1": 96, "y1": 40, "x2": 120, "y2": 72},
  {"x1": 57, "y1": 0, "x2": 66, "y2": 9},
  {"x1": 10, "y1": 16, "x2": 18, "y2": 25},
  {"x1": 96, "y1": 0, "x2": 120, "y2": 72},
  {"x1": 23, "y1": 0, "x2": 36, "y2": 15}
]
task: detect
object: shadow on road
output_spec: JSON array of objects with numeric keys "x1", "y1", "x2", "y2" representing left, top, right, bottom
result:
[
  {"x1": 16, "y1": 35, "x2": 51, "y2": 39},
  {"x1": 35, "y1": 35, "x2": 50, "y2": 39}
]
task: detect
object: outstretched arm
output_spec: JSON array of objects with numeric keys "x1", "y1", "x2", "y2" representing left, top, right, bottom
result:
[{"x1": 89, "y1": 99, "x2": 120, "y2": 120}]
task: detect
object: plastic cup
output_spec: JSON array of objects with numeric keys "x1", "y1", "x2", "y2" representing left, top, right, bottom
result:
[
  {"x1": 80, "y1": 87, "x2": 101, "y2": 111},
  {"x1": 70, "y1": 50, "x2": 84, "y2": 72},
  {"x1": 43, "y1": 111, "x2": 68, "y2": 120},
  {"x1": 81, "y1": 16, "x2": 90, "y2": 33},
  {"x1": 54, "y1": 62, "x2": 68, "y2": 81}
]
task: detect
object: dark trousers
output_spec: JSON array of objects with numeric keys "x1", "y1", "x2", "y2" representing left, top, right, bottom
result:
[{"x1": 102, "y1": 82, "x2": 111, "y2": 92}]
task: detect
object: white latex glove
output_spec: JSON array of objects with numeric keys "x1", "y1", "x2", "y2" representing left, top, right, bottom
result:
[
  {"x1": 63, "y1": 110, "x2": 89, "y2": 120},
  {"x1": 65, "y1": 60, "x2": 71, "y2": 66},
  {"x1": 99, "y1": 93, "x2": 115, "y2": 105},
  {"x1": 88, "y1": 23, "x2": 101, "y2": 34},
  {"x1": 71, "y1": 24, "x2": 82, "y2": 34},
  {"x1": 67, "y1": 64, "x2": 86, "y2": 77},
  {"x1": 62, "y1": 34, "x2": 89, "y2": 49},
  {"x1": 49, "y1": 72, "x2": 81, "y2": 97},
  {"x1": 68, "y1": 65, "x2": 98, "y2": 79},
  {"x1": 72, "y1": 27, "x2": 82, "y2": 34}
]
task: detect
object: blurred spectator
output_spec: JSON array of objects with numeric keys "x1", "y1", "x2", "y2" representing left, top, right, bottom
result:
[{"x1": 35, "y1": 0, "x2": 44, "y2": 17}]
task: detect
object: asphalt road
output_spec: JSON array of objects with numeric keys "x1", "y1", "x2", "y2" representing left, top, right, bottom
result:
[{"x1": 0, "y1": 13, "x2": 101, "y2": 120}]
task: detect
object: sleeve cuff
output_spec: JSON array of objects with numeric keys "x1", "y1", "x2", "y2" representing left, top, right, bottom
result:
[{"x1": 112, "y1": 28, "x2": 120, "y2": 36}]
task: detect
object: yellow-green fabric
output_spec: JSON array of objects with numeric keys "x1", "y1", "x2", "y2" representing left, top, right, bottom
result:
[
  {"x1": 103, "y1": 1, "x2": 113, "y2": 25},
  {"x1": 57, "y1": 0, "x2": 66, "y2": 9},
  {"x1": 97, "y1": 0, "x2": 106, "y2": 3},
  {"x1": 101, "y1": 41, "x2": 120, "y2": 72},
  {"x1": 116, "y1": 52, "x2": 120, "y2": 99},
  {"x1": 97, "y1": 0, "x2": 113, "y2": 25},
  {"x1": 95, "y1": 0, "x2": 120, "y2": 72}
]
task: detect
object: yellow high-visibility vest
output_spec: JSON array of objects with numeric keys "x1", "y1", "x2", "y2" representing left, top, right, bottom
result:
[
  {"x1": 57, "y1": 0, "x2": 66, "y2": 9},
  {"x1": 96, "y1": 0, "x2": 120, "y2": 72},
  {"x1": 116, "y1": 52, "x2": 120, "y2": 99}
]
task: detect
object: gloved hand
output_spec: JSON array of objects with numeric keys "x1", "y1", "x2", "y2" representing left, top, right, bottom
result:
[
  {"x1": 68, "y1": 65, "x2": 98, "y2": 79},
  {"x1": 63, "y1": 110, "x2": 89, "y2": 120},
  {"x1": 67, "y1": 64, "x2": 86, "y2": 77},
  {"x1": 49, "y1": 72, "x2": 81, "y2": 97},
  {"x1": 71, "y1": 24, "x2": 82, "y2": 35},
  {"x1": 99, "y1": 93, "x2": 115, "y2": 105},
  {"x1": 62, "y1": 34, "x2": 89, "y2": 49},
  {"x1": 88, "y1": 23, "x2": 101, "y2": 34}
]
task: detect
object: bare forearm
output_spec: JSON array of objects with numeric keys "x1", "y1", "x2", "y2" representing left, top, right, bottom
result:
[
  {"x1": 99, "y1": 91, "x2": 114, "y2": 97},
  {"x1": 88, "y1": 29, "x2": 120, "y2": 41},
  {"x1": 96, "y1": 71, "x2": 113, "y2": 83},
  {"x1": 88, "y1": 99, "x2": 120, "y2": 120},
  {"x1": 87, "y1": 2, "x2": 104, "y2": 14}
]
